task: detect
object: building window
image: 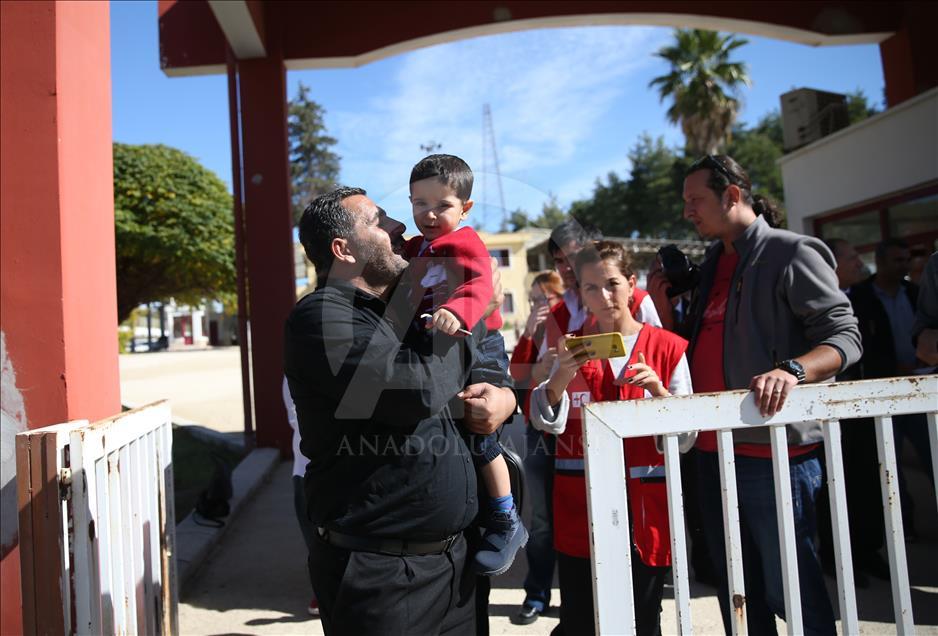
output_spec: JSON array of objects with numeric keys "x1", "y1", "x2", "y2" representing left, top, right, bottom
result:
[
  {"x1": 888, "y1": 194, "x2": 938, "y2": 239},
  {"x1": 489, "y1": 249, "x2": 510, "y2": 267},
  {"x1": 501, "y1": 292, "x2": 514, "y2": 315},
  {"x1": 817, "y1": 209, "x2": 882, "y2": 250},
  {"x1": 813, "y1": 183, "x2": 938, "y2": 254}
]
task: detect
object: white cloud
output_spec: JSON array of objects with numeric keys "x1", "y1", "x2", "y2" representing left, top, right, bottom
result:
[{"x1": 332, "y1": 26, "x2": 669, "y2": 186}]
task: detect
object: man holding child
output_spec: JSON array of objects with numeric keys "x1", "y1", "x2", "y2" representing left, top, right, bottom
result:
[{"x1": 285, "y1": 155, "x2": 519, "y2": 635}]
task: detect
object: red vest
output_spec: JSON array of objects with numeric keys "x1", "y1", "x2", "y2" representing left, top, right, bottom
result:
[
  {"x1": 544, "y1": 300, "x2": 573, "y2": 352},
  {"x1": 552, "y1": 323, "x2": 687, "y2": 566},
  {"x1": 632, "y1": 287, "x2": 649, "y2": 317}
]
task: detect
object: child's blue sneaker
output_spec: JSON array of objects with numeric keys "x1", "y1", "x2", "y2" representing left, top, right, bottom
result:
[{"x1": 473, "y1": 507, "x2": 528, "y2": 576}]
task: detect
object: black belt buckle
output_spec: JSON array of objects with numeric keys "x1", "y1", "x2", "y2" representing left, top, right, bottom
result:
[{"x1": 438, "y1": 533, "x2": 458, "y2": 554}]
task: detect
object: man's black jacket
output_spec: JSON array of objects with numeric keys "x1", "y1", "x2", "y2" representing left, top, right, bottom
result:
[
  {"x1": 284, "y1": 279, "x2": 512, "y2": 542},
  {"x1": 845, "y1": 275, "x2": 919, "y2": 380}
]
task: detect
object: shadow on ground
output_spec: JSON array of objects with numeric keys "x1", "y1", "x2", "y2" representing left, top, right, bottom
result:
[{"x1": 180, "y1": 419, "x2": 937, "y2": 634}]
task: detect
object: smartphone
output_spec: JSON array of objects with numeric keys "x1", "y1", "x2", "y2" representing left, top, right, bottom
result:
[{"x1": 564, "y1": 332, "x2": 627, "y2": 359}]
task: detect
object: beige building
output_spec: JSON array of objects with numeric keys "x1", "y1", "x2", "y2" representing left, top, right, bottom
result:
[{"x1": 477, "y1": 229, "x2": 553, "y2": 337}]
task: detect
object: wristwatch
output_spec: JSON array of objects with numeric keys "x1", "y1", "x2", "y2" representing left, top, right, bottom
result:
[{"x1": 776, "y1": 359, "x2": 806, "y2": 384}]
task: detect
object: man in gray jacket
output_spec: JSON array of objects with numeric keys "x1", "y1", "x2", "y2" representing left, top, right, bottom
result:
[{"x1": 681, "y1": 155, "x2": 861, "y2": 636}]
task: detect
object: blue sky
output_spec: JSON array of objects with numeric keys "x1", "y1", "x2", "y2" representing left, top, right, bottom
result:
[{"x1": 111, "y1": 1, "x2": 885, "y2": 234}]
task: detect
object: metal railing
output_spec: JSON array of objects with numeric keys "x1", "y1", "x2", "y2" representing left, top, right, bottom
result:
[
  {"x1": 581, "y1": 375, "x2": 938, "y2": 635},
  {"x1": 16, "y1": 401, "x2": 178, "y2": 635}
]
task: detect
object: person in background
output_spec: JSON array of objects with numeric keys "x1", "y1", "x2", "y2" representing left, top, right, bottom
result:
[
  {"x1": 544, "y1": 221, "x2": 661, "y2": 352},
  {"x1": 909, "y1": 247, "x2": 929, "y2": 286},
  {"x1": 912, "y1": 252, "x2": 938, "y2": 368},
  {"x1": 529, "y1": 241, "x2": 695, "y2": 636},
  {"x1": 847, "y1": 238, "x2": 932, "y2": 542},
  {"x1": 508, "y1": 270, "x2": 563, "y2": 625},
  {"x1": 282, "y1": 376, "x2": 320, "y2": 617},
  {"x1": 682, "y1": 155, "x2": 860, "y2": 636},
  {"x1": 645, "y1": 249, "x2": 714, "y2": 586},
  {"x1": 816, "y1": 237, "x2": 880, "y2": 586},
  {"x1": 823, "y1": 237, "x2": 866, "y2": 292},
  {"x1": 510, "y1": 220, "x2": 599, "y2": 625}
]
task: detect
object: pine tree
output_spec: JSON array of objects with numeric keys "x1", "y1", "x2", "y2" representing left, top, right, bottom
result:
[{"x1": 289, "y1": 83, "x2": 341, "y2": 223}]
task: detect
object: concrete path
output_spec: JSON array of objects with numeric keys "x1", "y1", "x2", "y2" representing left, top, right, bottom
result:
[
  {"x1": 179, "y1": 460, "x2": 938, "y2": 635},
  {"x1": 120, "y1": 348, "x2": 245, "y2": 434}
]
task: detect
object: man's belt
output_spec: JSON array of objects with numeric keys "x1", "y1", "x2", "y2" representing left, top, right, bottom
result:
[{"x1": 317, "y1": 527, "x2": 459, "y2": 556}]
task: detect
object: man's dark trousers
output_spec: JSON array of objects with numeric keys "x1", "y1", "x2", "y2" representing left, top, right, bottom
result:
[
  {"x1": 697, "y1": 451, "x2": 836, "y2": 636},
  {"x1": 309, "y1": 533, "x2": 475, "y2": 635},
  {"x1": 521, "y1": 426, "x2": 555, "y2": 612}
]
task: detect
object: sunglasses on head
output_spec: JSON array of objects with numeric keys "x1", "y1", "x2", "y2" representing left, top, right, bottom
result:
[{"x1": 690, "y1": 155, "x2": 738, "y2": 186}]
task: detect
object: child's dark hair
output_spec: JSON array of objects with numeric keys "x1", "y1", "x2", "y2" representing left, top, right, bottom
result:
[
  {"x1": 409, "y1": 154, "x2": 474, "y2": 202},
  {"x1": 547, "y1": 218, "x2": 603, "y2": 255}
]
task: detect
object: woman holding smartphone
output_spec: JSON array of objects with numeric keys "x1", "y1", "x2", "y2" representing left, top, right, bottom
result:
[{"x1": 529, "y1": 240, "x2": 694, "y2": 636}]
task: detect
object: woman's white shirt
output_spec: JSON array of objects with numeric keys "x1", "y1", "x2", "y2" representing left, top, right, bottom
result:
[{"x1": 529, "y1": 331, "x2": 696, "y2": 452}]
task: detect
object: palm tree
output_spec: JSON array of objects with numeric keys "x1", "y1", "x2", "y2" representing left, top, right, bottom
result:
[{"x1": 649, "y1": 29, "x2": 751, "y2": 156}]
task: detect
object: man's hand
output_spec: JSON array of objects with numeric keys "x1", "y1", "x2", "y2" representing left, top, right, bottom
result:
[
  {"x1": 749, "y1": 345, "x2": 843, "y2": 417},
  {"x1": 458, "y1": 383, "x2": 516, "y2": 435},
  {"x1": 749, "y1": 368, "x2": 798, "y2": 417}
]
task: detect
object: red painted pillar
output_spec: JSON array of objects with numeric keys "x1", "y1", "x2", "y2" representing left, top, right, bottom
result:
[
  {"x1": 228, "y1": 46, "x2": 295, "y2": 455},
  {"x1": 0, "y1": 2, "x2": 120, "y2": 632},
  {"x1": 880, "y1": 2, "x2": 938, "y2": 107}
]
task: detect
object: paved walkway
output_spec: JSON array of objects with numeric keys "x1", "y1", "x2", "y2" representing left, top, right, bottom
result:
[
  {"x1": 120, "y1": 348, "x2": 245, "y2": 434},
  {"x1": 178, "y1": 459, "x2": 938, "y2": 635}
]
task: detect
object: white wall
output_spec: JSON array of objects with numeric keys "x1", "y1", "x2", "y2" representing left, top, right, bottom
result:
[{"x1": 780, "y1": 88, "x2": 938, "y2": 234}]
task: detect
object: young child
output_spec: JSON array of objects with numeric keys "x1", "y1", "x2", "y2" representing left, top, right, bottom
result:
[{"x1": 404, "y1": 154, "x2": 527, "y2": 576}]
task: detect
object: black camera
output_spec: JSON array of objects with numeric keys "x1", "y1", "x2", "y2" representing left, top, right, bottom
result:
[{"x1": 657, "y1": 244, "x2": 701, "y2": 298}]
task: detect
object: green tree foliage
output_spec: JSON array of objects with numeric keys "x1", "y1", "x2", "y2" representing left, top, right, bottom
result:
[
  {"x1": 289, "y1": 83, "x2": 341, "y2": 223},
  {"x1": 114, "y1": 143, "x2": 236, "y2": 323},
  {"x1": 502, "y1": 209, "x2": 532, "y2": 232},
  {"x1": 649, "y1": 29, "x2": 751, "y2": 156},
  {"x1": 570, "y1": 135, "x2": 695, "y2": 239},
  {"x1": 846, "y1": 88, "x2": 880, "y2": 125},
  {"x1": 568, "y1": 172, "x2": 627, "y2": 235},
  {"x1": 537, "y1": 194, "x2": 568, "y2": 229},
  {"x1": 500, "y1": 195, "x2": 568, "y2": 232}
]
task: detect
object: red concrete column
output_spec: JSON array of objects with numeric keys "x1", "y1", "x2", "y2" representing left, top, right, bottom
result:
[
  {"x1": 880, "y1": 2, "x2": 938, "y2": 107},
  {"x1": 230, "y1": 53, "x2": 295, "y2": 455},
  {"x1": 0, "y1": 2, "x2": 120, "y2": 632}
]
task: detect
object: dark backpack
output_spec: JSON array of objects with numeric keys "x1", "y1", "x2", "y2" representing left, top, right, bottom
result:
[{"x1": 194, "y1": 453, "x2": 233, "y2": 527}]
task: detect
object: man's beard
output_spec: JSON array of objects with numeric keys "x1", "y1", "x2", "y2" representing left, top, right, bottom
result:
[{"x1": 360, "y1": 242, "x2": 407, "y2": 288}]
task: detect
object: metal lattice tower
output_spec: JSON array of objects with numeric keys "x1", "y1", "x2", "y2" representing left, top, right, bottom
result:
[{"x1": 481, "y1": 104, "x2": 506, "y2": 231}]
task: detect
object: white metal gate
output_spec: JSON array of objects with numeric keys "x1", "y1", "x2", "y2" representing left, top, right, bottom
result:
[
  {"x1": 16, "y1": 400, "x2": 177, "y2": 635},
  {"x1": 582, "y1": 375, "x2": 938, "y2": 635}
]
